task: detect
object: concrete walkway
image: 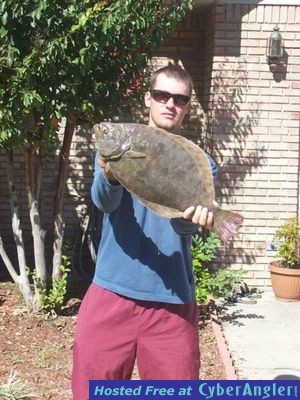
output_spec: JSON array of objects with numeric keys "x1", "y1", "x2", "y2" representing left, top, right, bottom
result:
[{"x1": 218, "y1": 290, "x2": 300, "y2": 380}]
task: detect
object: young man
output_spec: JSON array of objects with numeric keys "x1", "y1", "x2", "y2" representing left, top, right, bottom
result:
[{"x1": 72, "y1": 65, "x2": 217, "y2": 399}]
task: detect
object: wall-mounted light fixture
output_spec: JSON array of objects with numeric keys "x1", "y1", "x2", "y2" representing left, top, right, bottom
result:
[{"x1": 266, "y1": 25, "x2": 284, "y2": 71}]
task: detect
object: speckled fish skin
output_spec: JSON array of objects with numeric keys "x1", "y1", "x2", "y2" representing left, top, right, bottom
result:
[{"x1": 94, "y1": 122, "x2": 243, "y2": 242}]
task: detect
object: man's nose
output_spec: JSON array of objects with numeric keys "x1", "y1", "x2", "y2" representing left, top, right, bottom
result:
[{"x1": 165, "y1": 96, "x2": 175, "y2": 107}]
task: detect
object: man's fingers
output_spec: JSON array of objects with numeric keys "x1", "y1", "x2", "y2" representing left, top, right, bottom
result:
[
  {"x1": 183, "y1": 205, "x2": 214, "y2": 229},
  {"x1": 182, "y1": 206, "x2": 195, "y2": 220},
  {"x1": 207, "y1": 211, "x2": 214, "y2": 229},
  {"x1": 195, "y1": 206, "x2": 209, "y2": 226},
  {"x1": 99, "y1": 157, "x2": 106, "y2": 169},
  {"x1": 191, "y1": 205, "x2": 203, "y2": 224}
]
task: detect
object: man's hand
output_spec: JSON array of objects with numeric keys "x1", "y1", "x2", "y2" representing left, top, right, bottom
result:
[
  {"x1": 99, "y1": 157, "x2": 119, "y2": 184},
  {"x1": 182, "y1": 205, "x2": 214, "y2": 229}
]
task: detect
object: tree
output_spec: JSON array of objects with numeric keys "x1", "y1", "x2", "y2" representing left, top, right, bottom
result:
[{"x1": 0, "y1": 0, "x2": 193, "y2": 311}]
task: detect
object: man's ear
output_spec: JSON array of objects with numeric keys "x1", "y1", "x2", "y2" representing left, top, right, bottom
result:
[{"x1": 144, "y1": 91, "x2": 151, "y2": 108}]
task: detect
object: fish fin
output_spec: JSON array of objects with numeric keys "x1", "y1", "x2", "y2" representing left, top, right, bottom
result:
[
  {"x1": 123, "y1": 150, "x2": 146, "y2": 159},
  {"x1": 213, "y1": 210, "x2": 243, "y2": 243}
]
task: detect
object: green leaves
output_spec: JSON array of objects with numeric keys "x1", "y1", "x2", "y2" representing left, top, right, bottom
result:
[
  {"x1": 32, "y1": 256, "x2": 71, "y2": 313},
  {"x1": 0, "y1": 0, "x2": 193, "y2": 151},
  {"x1": 1, "y1": 10, "x2": 8, "y2": 25},
  {"x1": 192, "y1": 233, "x2": 245, "y2": 303},
  {"x1": 273, "y1": 218, "x2": 300, "y2": 268},
  {"x1": 21, "y1": 90, "x2": 42, "y2": 107}
]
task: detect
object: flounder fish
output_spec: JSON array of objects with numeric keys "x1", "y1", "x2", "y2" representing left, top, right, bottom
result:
[{"x1": 94, "y1": 122, "x2": 243, "y2": 243}]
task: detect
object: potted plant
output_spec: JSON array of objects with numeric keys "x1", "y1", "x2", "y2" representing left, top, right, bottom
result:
[{"x1": 269, "y1": 217, "x2": 300, "y2": 301}]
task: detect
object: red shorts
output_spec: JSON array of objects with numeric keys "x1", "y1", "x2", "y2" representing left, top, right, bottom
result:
[{"x1": 72, "y1": 284, "x2": 200, "y2": 400}]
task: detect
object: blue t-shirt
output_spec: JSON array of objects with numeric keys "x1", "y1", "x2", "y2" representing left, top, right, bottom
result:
[{"x1": 92, "y1": 152, "x2": 217, "y2": 304}]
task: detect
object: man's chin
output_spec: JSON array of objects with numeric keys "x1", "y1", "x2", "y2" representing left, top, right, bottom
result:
[{"x1": 156, "y1": 120, "x2": 178, "y2": 132}]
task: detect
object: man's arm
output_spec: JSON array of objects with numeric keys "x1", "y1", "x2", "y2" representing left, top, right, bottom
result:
[{"x1": 91, "y1": 153, "x2": 123, "y2": 213}]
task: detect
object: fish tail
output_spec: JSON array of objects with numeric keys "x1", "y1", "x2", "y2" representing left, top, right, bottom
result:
[{"x1": 213, "y1": 209, "x2": 243, "y2": 243}]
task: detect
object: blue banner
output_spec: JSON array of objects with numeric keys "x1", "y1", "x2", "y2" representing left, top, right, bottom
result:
[{"x1": 89, "y1": 380, "x2": 299, "y2": 400}]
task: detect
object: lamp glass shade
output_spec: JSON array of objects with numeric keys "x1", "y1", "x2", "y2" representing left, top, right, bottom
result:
[{"x1": 267, "y1": 30, "x2": 283, "y2": 59}]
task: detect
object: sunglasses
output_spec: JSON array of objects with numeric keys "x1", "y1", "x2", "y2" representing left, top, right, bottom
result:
[{"x1": 150, "y1": 89, "x2": 190, "y2": 106}]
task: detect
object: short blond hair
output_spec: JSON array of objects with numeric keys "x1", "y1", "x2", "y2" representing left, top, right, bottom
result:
[{"x1": 150, "y1": 64, "x2": 193, "y2": 96}]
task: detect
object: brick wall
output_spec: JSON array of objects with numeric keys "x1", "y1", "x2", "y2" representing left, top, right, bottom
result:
[{"x1": 206, "y1": 3, "x2": 300, "y2": 288}]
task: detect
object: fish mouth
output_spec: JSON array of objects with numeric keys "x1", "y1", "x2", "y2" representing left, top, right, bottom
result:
[
  {"x1": 99, "y1": 122, "x2": 110, "y2": 131},
  {"x1": 94, "y1": 123, "x2": 115, "y2": 156},
  {"x1": 94, "y1": 122, "x2": 131, "y2": 160}
]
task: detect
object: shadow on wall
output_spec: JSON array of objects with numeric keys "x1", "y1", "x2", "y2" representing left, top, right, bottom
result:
[
  {"x1": 270, "y1": 49, "x2": 288, "y2": 82},
  {"x1": 205, "y1": 62, "x2": 267, "y2": 268},
  {"x1": 210, "y1": 62, "x2": 267, "y2": 198}
]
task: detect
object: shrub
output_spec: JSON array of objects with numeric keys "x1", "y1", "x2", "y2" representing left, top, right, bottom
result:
[
  {"x1": 273, "y1": 217, "x2": 300, "y2": 268},
  {"x1": 192, "y1": 232, "x2": 245, "y2": 303},
  {"x1": 32, "y1": 256, "x2": 70, "y2": 314}
]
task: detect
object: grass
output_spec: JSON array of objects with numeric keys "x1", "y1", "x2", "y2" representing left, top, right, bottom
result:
[{"x1": 0, "y1": 370, "x2": 37, "y2": 399}]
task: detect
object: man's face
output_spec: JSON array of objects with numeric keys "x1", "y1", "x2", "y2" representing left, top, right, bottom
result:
[{"x1": 144, "y1": 74, "x2": 191, "y2": 135}]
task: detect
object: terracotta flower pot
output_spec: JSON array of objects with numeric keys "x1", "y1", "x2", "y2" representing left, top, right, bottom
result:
[{"x1": 269, "y1": 260, "x2": 300, "y2": 302}]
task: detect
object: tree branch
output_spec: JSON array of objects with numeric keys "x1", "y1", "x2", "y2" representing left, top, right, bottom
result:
[
  {"x1": 52, "y1": 117, "x2": 76, "y2": 278},
  {"x1": 6, "y1": 149, "x2": 28, "y2": 280},
  {"x1": 5, "y1": 149, "x2": 34, "y2": 309},
  {"x1": 0, "y1": 234, "x2": 19, "y2": 284},
  {"x1": 25, "y1": 146, "x2": 47, "y2": 286}
]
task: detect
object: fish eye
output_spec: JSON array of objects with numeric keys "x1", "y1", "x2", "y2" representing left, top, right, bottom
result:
[{"x1": 121, "y1": 141, "x2": 130, "y2": 152}]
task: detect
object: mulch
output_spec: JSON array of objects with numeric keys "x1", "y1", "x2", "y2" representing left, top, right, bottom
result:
[{"x1": 0, "y1": 282, "x2": 226, "y2": 399}]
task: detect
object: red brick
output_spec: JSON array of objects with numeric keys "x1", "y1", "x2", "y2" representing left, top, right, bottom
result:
[
  {"x1": 290, "y1": 112, "x2": 300, "y2": 120},
  {"x1": 292, "y1": 81, "x2": 300, "y2": 89},
  {"x1": 287, "y1": 6, "x2": 296, "y2": 23},
  {"x1": 256, "y1": 6, "x2": 264, "y2": 23},
  {"x1": 279, "y1": 6, "x2": 288, "y2": 24}
]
